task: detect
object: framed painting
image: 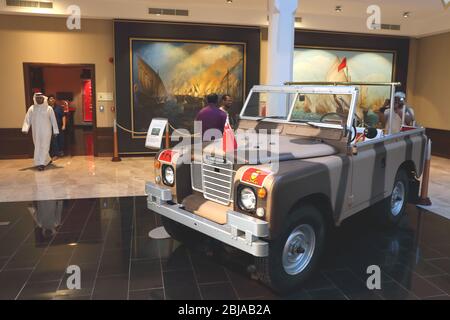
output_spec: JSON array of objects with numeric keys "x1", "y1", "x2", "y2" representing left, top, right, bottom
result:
[
  {"x1": 293, "y1": 46, "x2": 396, "y2": 113},
  {"x1": 129, "y1": 38, "x2": 246, "y2": 138}
]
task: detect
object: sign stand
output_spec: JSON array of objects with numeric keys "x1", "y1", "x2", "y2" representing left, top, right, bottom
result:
[{"x1": 145, "y1": 118, "x2": 169, "y2": 150}]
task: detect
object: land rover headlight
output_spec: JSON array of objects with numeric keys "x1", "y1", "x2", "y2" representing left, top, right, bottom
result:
[
  {"x1": 239, "y1": 187, "x2": 256, "y2": 211},
  {"x1": 162, "y1": 165, "x2": 175, "y2": 186}
]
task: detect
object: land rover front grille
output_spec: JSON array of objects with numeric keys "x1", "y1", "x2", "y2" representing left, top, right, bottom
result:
[{"x1": 200, "y1": 158, "x2": 234, "y2": 205}]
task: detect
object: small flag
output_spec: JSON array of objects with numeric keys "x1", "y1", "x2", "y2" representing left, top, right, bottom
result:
[
  {"x1": 338, "y1": 57, "x2": 347, "y2": 72},
  {"x1": 222, "y1": 117, "x2": 237, "y2": 153}
]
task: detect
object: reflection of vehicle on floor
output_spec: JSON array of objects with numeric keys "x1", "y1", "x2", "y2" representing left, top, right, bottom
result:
[{"x1": 146, "y1": 82, "x2": 427, "y2": 293}]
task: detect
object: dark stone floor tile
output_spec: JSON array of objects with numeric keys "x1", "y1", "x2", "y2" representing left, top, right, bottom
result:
[
  {"x1": 307, "y1": 288, "x2": 348, "y2": 300},
  {"x1": 28, "y1": 251, "x2": 73, "y2": 283},
  {"x1": 406, "y1": 258, "x2": 448, "y2": 277},
  {"x1": 225, "y1": 269, "x2": 273, "y2": 300},
  {"x1": 199, "y1": 282, "x2": 237, "y2": 300},
  {"x1": 417, "y1": 246, "x2": 446, "y2": 260},
  {"x1": 70, "y1": 243, "x2": 103, "y2": 265},
  {"x1": 427, "y1": 258, "x2": 450, "y2": 274},
  {"x1": 130, "y1": 236, "x2": 161, "y2": 261},
  {"x1": 423, "y1": 295, "x2": 450, "y2": 300},
  {"x1": 377, "y1": 281, "x2": 418, "y2": 300},
  {"x1": 3, "y1": 244, "x2": 45, "y2": 270},
  {"x1": 129, "y1": 259, "x2": 163, "y2": 291},
  {"x1": 402, "y1": 274, "x2": 444, "y2": 298},
  {"x1": 325, "y1": 270, "x2": 380, "y2": 300},
  {"x1": 301, "y1": 273, "x2": 336, "y2": 291},
  {"x1": 53, "y1": 294, "x2": 91, "y2": 300},
  {"x1": 429, "y1": 244, "x2": 450, "y2": 258},
  {"x1": 92, "y1": 275, "x2": 129, "y2": 300},
  {"x1": 425, "y1": 274, "x2": 450, "y2": 295},
  {"x1": 163, "y1": 270, "x2": 201, "y2": 300},
  {"x1": 161, "y1": 244, "x2": 192, "y2": 272},
  {"x1": 129, "y1": 288, "x2": 165, "y2": 300},
  {"x1": 97, "y1": 250, "x2": 130, "y2": 277},
  {"x1": 0, "y1": 257, "x2": 8, "y2": 270},
  {"x1": 0, "y1": 269, "x2": 33, "y2": 300},
  {"x1": 17, "y1": 280, "x2": 60, "y2": 300},
  {"x1": 190, "y1": 253, "x2": 228, "y2": 284}
]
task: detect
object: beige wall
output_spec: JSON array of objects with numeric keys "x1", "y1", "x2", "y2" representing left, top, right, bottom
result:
[
  {"x1": 0, "y1": 15, "x2": 115, "y2": 128},
  {"x1": 408, "y1": 32, "x2": 450, "y2": 131}
]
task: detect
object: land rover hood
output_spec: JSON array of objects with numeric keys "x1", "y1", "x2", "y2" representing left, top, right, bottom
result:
[{"x1": 200, "y1": 135, "x2": 339, "y2": 163}]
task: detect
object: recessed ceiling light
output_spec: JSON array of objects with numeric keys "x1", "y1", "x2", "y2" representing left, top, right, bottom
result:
[
  {"x1": 403, "y1": 11, "x2": 410, "y2": 18},
  {"x1": 335, "y1": 6, "x2": 342, "y2": 13},
  {"x1": 226, "y1": 0, "x2": 233, "y2": 3}
]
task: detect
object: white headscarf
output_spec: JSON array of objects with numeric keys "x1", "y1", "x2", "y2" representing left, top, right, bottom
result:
[{"x1": 33, "y1": 92, "x2": 49, "y2": 108}]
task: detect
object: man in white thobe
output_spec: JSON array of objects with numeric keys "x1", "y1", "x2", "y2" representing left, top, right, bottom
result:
[{"x1": 22, "y1": 93, "x2": 59, "y2": 171}]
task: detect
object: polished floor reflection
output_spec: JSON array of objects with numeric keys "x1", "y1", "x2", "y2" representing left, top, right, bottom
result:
[{"x1": 0, "y1": 197, "x2": 449, "y2": 300}]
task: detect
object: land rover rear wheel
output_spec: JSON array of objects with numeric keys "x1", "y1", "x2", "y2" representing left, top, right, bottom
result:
[
  {"x1": 255, "y1": 204, "x2": 326, "y2": 293},
  {"x1": 374, "y1": 169, "x2": 410, "y2": 227}
]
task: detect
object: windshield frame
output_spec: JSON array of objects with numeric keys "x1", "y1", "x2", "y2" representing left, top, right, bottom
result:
[{"x1": 239, "y1": 85, "x2": 359, "y2": 132}]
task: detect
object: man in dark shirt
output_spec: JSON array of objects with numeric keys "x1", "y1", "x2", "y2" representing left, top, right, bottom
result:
[
  {"x1": 195, "y1": 93, "x2": 227, "y2": 140},
  {"x1": 48, "y1": 95, "x2": 66, "y2": 157}
]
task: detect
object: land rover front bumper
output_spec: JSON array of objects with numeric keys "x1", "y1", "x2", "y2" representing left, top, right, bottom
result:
[{"x1": 145, "y1": 182, "x2": 269, "y2": 257}]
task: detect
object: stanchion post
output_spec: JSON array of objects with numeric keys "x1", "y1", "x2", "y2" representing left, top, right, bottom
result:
[
  {"x1": 112, "y1": 118, "x2": 122, "y2": 162},
  {"x1": 165, "y1": 122, "x2": 170, "y2": 149},
  {"x1": 419, "y1": 139, "x2": 432, "y2": 205}
]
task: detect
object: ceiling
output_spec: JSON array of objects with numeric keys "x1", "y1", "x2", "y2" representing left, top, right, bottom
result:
[{"x1": 0, "y1": 0, "x2": 449, "y2": 37}]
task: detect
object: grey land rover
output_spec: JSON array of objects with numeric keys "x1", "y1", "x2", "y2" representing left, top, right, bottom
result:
[{"x1": 146, "y1": 83, "x2": 427, "y2": 292}]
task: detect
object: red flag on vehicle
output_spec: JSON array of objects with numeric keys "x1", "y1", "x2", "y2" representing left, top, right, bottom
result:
[
  {"x1": 338, "y1": 57, "x2": 347, "y2": 72},
  {"x1": 223, "y1": 117, "x2": 237, "y2": 153}
]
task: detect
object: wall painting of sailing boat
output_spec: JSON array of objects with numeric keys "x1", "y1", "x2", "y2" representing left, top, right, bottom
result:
[
  {"x1": 293, "y1": 47, "x2": 395, "y2": 117},
  {"x1": 130, "y1": 38, "x2": 245, "y2": 137}
]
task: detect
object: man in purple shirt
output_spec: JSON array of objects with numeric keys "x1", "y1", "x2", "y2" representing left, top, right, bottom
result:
[{"x1": 195, "y1": 93, "x2": 227, "y2": 141}]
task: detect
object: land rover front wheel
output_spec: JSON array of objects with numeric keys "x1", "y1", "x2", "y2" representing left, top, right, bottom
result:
[{"x1": 255, "y1": 205, "x2": 326, "y2": 293}]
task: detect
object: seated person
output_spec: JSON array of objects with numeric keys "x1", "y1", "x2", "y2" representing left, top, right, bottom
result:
[
  {"x1": 383, "y1": 92, "x2": 415, "y2": 133},
  {"x1": 362, "y1": 107, "x2": 379, "y2": 128}
]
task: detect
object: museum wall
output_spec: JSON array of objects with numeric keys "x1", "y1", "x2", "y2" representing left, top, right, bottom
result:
[
  {"x1": 407, "y1": 32, "x2": 450, "y2": 158},
  {"x1": 407, "y1": 32, "x2": 450, "y2": 131},
  {"x1": 0, "y1": 15, "x2": 115, "y2": 129}
]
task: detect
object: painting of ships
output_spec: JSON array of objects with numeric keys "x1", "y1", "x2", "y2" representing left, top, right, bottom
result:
[{"x1": 131, "y1": 40, "x2": 245, "y2": 135}]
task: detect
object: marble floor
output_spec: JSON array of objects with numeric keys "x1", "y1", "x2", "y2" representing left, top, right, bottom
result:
[
  {"x1": 418, "y1": 156, "x2": 450, "y2": 220},
  {"x1": 0, "y1": 155, "x2": 447, "y2": 218},
  {"x1": 0, "y1": 197, "x2": 449, "y2": 300},
  {"x1": 0, "y1": 156, "x2": 154, "y2": 202}
]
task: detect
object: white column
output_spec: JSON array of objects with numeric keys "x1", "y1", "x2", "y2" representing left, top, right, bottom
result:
[{"x1": 266, "y1": 0, "x2": 298, "y2": 116}]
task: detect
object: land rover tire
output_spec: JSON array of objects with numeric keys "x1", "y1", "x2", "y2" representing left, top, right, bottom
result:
[
  {"x1": 161, "y1": 216, "x2": 202, "y2": 245},
  {"x1": 375, "y1": 168, "x2": 410, "y2": 227},
  {"x1": 255, "y1": 204, "x2": 326, "y2": 293}
]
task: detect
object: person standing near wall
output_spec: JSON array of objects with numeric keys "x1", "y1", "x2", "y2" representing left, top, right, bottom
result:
[
  {"x1": 48, "y1": 95, "x2": 66, "y2": 158},
  {"x1": 22, "y1": 93, "x2": 59, "y2": 171},
  {"x1": 219, "y1": 94, "x2": 238, "y2": 129}
]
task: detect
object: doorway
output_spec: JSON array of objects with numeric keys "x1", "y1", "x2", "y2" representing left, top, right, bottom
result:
[{"x1": 23, "y1": 63, "x2": 97, "y2": 157}]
